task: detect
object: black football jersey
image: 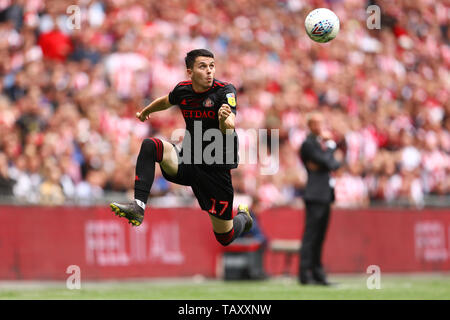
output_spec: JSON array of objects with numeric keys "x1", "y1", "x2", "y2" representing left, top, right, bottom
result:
[{"x1": 168, "y1": 78, "x2": 239, "y2": 169}]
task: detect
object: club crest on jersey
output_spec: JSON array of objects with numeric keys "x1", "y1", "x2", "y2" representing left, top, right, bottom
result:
[
  {"x1": 226, "y1": 93, "x2": 236, "y2": 107},
  {"x1": 203, "y1": 98, "x2": 214, "y2": 108}
]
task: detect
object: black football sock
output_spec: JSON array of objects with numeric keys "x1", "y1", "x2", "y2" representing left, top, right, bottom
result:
[
  {"x1": 134, "y1": 138, "x2": 163, "y2": 204},
  {"x1": 214, "y1": 214, "x2": 249, "y2": 246}
]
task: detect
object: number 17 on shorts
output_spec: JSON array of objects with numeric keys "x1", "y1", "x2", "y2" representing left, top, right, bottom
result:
[{"x1": 208, "y1": 198, "x2": 229, "y2": 217}]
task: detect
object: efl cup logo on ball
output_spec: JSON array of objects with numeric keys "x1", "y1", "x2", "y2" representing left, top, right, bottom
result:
[{"x1": 305, "y1": 8, "x2": 340, "y2": 43}]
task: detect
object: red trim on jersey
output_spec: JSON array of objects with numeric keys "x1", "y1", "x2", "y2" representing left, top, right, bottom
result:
[
  {"x1": 177, "y1": 79, "x2": 230, "y2": 94},
  {"x1": 215, "y1": 80, "x2": 229, "y2": 86},
  {"x1": 192, "y1": 82, "x2": 214, "y2": 94}
]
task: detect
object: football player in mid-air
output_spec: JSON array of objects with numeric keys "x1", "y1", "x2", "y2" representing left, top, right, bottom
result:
[{"x1": 110, "y1": 49, "x2": 252, "y2": 246}]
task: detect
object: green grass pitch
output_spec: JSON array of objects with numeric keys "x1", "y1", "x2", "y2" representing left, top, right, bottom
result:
[{"x1": 0, "y1": 273, "x2": 449, "y2": 300}]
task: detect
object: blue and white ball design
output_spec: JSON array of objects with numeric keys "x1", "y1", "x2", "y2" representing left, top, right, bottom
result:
[{"x1": 305, "y1": 8, "x2": 340, "y2": 43}]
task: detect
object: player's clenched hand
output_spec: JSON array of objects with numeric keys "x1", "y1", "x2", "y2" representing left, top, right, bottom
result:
[
  {"x1": 136, "y1": 109, "x2": 150, "y2": 122},
  {"x1": 218, "y1": 104, "x2": 231, "y2": 122}
]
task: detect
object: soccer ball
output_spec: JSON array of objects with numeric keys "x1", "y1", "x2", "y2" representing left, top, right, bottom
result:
[{"x1": 305, "y1": 8, "x2": 340, "y2": 43}]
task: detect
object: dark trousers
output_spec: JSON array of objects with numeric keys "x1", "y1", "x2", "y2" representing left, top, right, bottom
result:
[{"x1": 299, "y1": 201, "x2": 331, "y2": 280}]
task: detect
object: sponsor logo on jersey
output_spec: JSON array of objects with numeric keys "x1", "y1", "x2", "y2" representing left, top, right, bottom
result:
[{"x1": 182, "y1": 110, "x2": 216, "y2": 119}]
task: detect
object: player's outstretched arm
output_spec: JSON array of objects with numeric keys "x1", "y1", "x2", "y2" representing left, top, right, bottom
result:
[
  {"x1": 136, "y1": 95, "x2": 172, "y2": 122},
  {"x1": 218, "y1": 104, "x2": 235, "y2": 134}
]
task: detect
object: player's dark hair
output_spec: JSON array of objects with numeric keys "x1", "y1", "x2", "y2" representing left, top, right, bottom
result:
[{"x1": 185, "y1": 49, "x2": 214, "y2": 69}]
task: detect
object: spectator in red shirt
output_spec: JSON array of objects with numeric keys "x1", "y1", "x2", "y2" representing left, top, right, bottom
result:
[{"x1": 38, "y1": 29, "x2": 73, "y2": 62}]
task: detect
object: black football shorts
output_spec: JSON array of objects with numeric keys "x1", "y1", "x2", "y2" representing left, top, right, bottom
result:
[{"x1": 160, "y1": 145, "x2": 234, "y2": 220}]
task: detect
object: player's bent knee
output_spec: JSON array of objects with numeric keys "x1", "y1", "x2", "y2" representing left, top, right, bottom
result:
[
  {"x1": 160, "y1": 141, "x2": 178, "y2": 176},
  {"x1": 142, "y1": 138, "x2": 164, "y2": 163}
]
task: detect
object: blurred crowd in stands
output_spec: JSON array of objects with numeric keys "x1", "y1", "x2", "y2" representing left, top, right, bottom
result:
[{"x1": 0, "y1": 0, "x2": 448, "y2": 209}]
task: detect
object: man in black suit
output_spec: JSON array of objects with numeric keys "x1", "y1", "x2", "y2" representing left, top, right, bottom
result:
[{"x1": 299, "y1": 112, "x2": 342, "y2": 285}]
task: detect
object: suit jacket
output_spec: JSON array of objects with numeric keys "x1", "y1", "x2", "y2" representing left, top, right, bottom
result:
[{"x1": 300, "y1": 133, "x2": 341, "y2": 204}]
